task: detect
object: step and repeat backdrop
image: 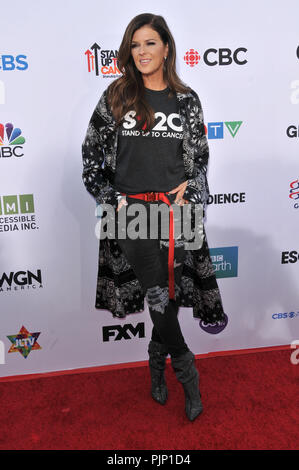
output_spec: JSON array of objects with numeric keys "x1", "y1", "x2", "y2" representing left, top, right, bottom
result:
[{"x1": 1, "y1": 0, "x2": 299, "y2": 377}]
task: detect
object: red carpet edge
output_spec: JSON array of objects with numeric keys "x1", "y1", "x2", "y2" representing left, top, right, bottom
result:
[{"x1": 0, "y1": 343, "x2": 292, "y2": 384}]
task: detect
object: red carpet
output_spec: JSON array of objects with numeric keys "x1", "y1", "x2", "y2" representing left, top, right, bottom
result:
[{"x1": 0, "y1": 349, "x2": 297, "y2": 450}]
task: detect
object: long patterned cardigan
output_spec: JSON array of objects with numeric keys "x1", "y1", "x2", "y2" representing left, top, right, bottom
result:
[{"x1": 82, "y1": 87, "x2": 226, "y2": 325}]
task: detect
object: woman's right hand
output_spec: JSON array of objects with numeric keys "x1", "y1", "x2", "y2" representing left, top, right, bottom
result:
[{"x1": 116, "y1": 196, "x2": 128, "y2": 212}]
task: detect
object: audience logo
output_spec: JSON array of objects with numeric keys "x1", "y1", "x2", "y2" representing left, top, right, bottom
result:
[
  {"x1": 0, "y1": 194, "x2": 38, "y2": 233},
  {"x1": 0, "y1": 269, "x2": 43, "y2": 293},
  {"x1": 207, "y1": 192, "x2": 246, "y2": 205},
  {"x1": 7, "y1": 326, "x2": 41, "y2": 359},
  {"x1": 102, "y1": 322, "x2": 145, "y2": 342},
  {"x1": 85, "y1": 43, "x2": 121, "y2": 78},
  {"x1": 0, "y1": 54, "x2": 28, "y2": 71},
  {"x1": 210, "y1": 246, "x2": 238, "y2": 278},
  {"x1": 0, "y1": 123, "x2": 26, "y2": 158},
  {"x1": 184, "y1": 47, "x2": 247, "y2": 67},
  {"x1": 289, "y1": 179, "x2": 299, "y2": 208}
]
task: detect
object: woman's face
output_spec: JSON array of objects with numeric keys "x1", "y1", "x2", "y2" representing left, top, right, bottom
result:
[{"x1": 131, "y1": 25, "x2": 168, "y2": 80}]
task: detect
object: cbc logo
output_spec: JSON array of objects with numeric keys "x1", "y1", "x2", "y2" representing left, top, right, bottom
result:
[{"x1": 184, "y1": 47, "x2": 247, "y2": 67}]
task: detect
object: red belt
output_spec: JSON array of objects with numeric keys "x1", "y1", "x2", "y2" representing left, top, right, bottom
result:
[{"x1": 120, "y1": 191, "x2": 175, "y2": 300}]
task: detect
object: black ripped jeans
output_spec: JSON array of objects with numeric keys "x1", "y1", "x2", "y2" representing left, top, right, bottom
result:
[{"x1": 115, "y1": 192, "x2": 190, "y2": 358}]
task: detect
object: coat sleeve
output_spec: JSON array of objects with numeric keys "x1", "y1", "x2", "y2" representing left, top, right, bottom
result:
[
  {"x1": 182, "y1": 90, "x2": 210, "y2": 208},
  {"x1": 81, "y1": 90, "x2": 122, "y2": 209}
]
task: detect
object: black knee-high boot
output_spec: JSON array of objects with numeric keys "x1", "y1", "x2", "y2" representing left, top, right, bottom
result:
[
  {"x1": 171, "y1": 351, "x2": 203, "y2": 421},
  {"x1": 147, "y1": 340, "x2": 168, "y2": 405}
]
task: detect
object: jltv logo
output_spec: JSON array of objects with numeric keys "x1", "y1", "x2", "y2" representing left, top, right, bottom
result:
[{"x1": 102, "y1": 323, "x2": 145, "y2": 342}]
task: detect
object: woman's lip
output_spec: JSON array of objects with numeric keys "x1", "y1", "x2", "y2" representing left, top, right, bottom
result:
[{"x1": 140, "y1": 59, "x2": 151, "y2": 64}]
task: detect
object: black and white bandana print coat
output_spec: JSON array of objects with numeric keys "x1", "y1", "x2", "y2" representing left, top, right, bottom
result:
[{"x1": 82, "y1": 86, "x2": 227, "y2": 325}]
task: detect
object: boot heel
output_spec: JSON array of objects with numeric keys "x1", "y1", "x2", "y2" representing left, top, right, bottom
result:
[{"x1": 171, "y1": 351, "x2": 203, "y2": 421}]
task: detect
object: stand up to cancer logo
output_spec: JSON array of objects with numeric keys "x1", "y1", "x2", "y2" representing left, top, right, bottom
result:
[{"x1": 85, "y1": 43, "x2": 121, "y2": 78}]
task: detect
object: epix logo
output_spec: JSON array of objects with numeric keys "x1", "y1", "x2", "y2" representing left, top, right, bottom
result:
[
  {"x1": 85, "y1": 43, "x2": 121, "y2": 77},
  {"x1": 210, "y1": 246, "x2": 238, "y2": 278},
  {"x1": 0, "y1": 55, "x2": 28, "y2": 71},
  {"x1": 184, "y1": 47, "x2": 247, "y2": 67},
  {"x1": 0, "y1": 123, "x2": 26, "y2": 158},
  {"x1": 102, "y1": 322, "x2": 145, "y2": 342}
]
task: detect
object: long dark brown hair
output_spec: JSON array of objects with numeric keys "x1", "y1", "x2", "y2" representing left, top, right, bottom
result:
[{"x1": 107, "y1": 13, "x2": 190, "y2": 130}]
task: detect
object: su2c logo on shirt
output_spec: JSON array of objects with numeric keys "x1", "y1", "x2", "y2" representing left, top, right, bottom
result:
[{"x1": 121, "y1": 110, "x2": 183, "y2": 139}]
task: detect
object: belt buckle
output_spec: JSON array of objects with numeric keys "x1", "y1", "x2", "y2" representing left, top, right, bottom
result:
[{"x1": 147, "y1": 191, "x2": 155, "y2": 202}]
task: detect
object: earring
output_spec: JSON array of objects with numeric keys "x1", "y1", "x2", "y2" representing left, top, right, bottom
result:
[{"x1": 164, "y1": 56, "x2": 167, "y2": 61}]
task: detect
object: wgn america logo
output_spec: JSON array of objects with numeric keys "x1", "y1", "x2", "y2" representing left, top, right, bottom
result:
[
  {"x1": 272, "y1": 310, "x2": 299, "y2": 320},
  {"x1": 0, "y1": 269, "x2": 43, "y2": 293},
  {"x1": 0, "y1": 194, "x2": 38, "y2": 233},
  {"x1": 84, "y1": 43, "x2": 121, "y2": 78},
  {"x1": 0, "y1": 54, "x2": 28, "y2": 71},
  {"x1": 184, "y1": 47, "x2": 247, "y2": 67},
  {"x1": 281, "y1": 250, "x2": 299, "y2": 264},
  {"x1": 289, "y1": 179, "x2": 299, "y2": 209},
  {"x1": 102, "y1": 322, "x2": 145, "y2": 342},
  {"x1": 0, "y1": 123, "x2": 26, "y2": 158}
]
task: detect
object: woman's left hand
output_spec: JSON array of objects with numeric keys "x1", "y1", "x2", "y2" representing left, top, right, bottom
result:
[{"x1": 168, "y1": 181, "x2": 189, "y2": 206}]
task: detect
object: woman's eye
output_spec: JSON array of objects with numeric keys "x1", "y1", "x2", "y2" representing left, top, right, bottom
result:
[{"x1": 131, "y1": 42, "x2": 156, "y2": 48}]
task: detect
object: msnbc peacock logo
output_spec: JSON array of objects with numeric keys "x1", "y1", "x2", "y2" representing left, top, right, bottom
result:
[{"x1": 0, "y1": 122, "x2": 26, "y2": 158}]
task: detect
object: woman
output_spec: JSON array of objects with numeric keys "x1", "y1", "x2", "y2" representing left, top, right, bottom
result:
[{"x1": 82, "y1": 13, "x2": 227, "y2": 422}]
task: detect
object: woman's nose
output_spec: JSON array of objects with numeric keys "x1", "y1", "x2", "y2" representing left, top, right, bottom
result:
[{"x1": 139, "y1": 45, "x2": 146, "y2": 55}]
